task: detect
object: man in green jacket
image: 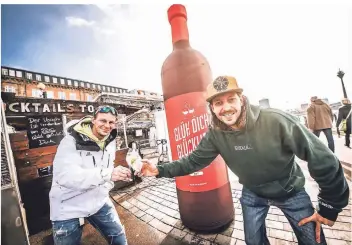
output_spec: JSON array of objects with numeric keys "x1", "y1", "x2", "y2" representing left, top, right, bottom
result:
[{"x1": 140, "y1": 76, "x2": 349, "y2": 245}]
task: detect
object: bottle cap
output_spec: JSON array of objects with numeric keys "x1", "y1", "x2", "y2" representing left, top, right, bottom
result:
[{"x1": 167, "y1": 4, "x2": 187, "y2": 24}]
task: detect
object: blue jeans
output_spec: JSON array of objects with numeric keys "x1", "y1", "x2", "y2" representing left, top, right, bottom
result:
[
  {"x1": 240, "y1": 188, "x2": 327, "y2": 245},
  {"x1": 313, "y1": 128, "x2": 334, "y2": 152},
  {"x1": 52, "y1": 202, "x2": 127, "y2": 245}
]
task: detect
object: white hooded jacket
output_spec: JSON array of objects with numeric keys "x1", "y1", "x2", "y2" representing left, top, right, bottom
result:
[{"x1": 49, "y1": 117, "x2": 117, "y2": 221}]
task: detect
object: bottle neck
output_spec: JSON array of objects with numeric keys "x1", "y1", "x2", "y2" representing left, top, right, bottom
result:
[{"x1": 170, "y1": 16, "x2": 190, "y2": 46}]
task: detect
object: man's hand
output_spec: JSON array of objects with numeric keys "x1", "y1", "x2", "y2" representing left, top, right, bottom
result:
[
  {"x1": 298, "y1": 211, "x2": 335, "y2": 243},
  {"x1": 137, "y1": 160, "x2": 159, "y2": 177},
  {"x1": 111, "y1": 166, "x2": 132, "y2": 182}
]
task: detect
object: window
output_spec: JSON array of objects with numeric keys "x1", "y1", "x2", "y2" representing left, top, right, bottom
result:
[
  {"x1": 102, "y1": 86, "x2": 105, "y2": 91},
  {"x1": 2, "y1": 68, "x2": 8, "y2": 75},
  {"x1": 98, "y1": 85, "x2": 101, "y2": 90},
  {"x1": 26, "y1": 73, "x2": 33, "y2": 80},
  {"x1": 16, "y1": 71, "x2": 22, "y2": 78},
  {"x1": 69, "y1": 93, "x2": 76, "y2": 100},
  {"x1": 86, "y1": 83, "x2": 90, "y2": 88},
  {"x1": 4, "y1": 86, "x2": 16, "y2": 93},
  {"x1": 60, "y1": 78, "x2": 65, "y2": 85},
  {"x1": 46, "y1": 91, "x2": 54, "y2": 99},
  {"x1": 9, "y1": 70, "x2": 15, "y2": 76},
  {"x1": 74, "y1": 81, "x2": 78, "y2": 87},
  {"x1": 67, "y1": 80, "x2": 72, "y2": 86},
  {"x1": 80, "y1": 82, "x2": 85, "y2": 87},
  {"x1": 92, "y1": 84, "x2": 96, "y2": 89},
  {"x1": 44, "y1": 76, "x2": 50, "y2": 82},
  {"x1": 36, "y1": 74, "x2": 42, "y2": 81},
  {"x1": 52, "y1": 77, "x2": 58, "y2": 83},
  {"x1": 32, "y1": 89, "x2": 42, "y2": 98},
  {"x1": 107, "y1": 87, "x2": 110, "y2": 92},
  {"x1": 58, "y1": 92, "x2": 66, "y2": 99},
  {"x1": 86, "y1": 94, "x2": 93, "y2": 101}
]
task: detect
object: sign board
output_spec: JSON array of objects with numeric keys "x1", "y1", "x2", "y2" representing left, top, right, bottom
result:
[{"x1": 26, "y1": 115, "x2": 64, "y2": 149}]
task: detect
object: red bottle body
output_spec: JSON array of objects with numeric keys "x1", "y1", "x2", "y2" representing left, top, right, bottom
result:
[{"x1": 161, "y1": 4, "x2": 234, "y2": 231}]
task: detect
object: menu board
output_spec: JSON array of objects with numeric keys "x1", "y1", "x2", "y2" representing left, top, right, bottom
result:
[{"x1": 26, "y1": 115, "x2": 64, "y2": 149}]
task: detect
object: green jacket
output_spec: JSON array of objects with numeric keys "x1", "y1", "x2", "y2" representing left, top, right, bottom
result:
[{"x1": 157, "y1": 99, "x2": 349, "y2": 221}]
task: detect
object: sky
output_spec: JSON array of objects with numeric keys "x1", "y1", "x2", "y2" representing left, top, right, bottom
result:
[{"x1": 1, "y1": 3, "x2": 351, "y2": 109}]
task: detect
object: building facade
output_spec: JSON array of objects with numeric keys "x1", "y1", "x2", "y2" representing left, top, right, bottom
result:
[{"x1": 1, "y1": 66, "x2": 129, "y2": 102}]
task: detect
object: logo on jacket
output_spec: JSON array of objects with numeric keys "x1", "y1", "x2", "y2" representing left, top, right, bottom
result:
[
  {"x1": 234, "y1": 144, "x2": 253, "y2": 151},
  {"x1": 86, "y1": 152, "x2": 92, "y2": 156}
]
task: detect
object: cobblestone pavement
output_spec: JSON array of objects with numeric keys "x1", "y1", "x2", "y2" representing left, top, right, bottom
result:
[{"x1": 111, "y1": 158, "x2": 352, "y2": 245}]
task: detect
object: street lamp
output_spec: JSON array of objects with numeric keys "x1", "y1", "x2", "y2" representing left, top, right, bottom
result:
[{"x1": 337, "y1": 69, "x2": 348, "y2": 98}]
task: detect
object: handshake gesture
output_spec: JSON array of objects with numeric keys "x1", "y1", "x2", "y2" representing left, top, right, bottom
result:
[{"x1": 110, "y1": 160, "x2": 159, "y2": 182}]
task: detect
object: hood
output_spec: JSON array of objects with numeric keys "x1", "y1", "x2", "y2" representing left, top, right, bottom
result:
[
  {"x1": 67, "y1": 116, "x2": 117, "y2": 151},
  {"x1": 209, "y1": 96, "x2": 261, "y2": 132}
]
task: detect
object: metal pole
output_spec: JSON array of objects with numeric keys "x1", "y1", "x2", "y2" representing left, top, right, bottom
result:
[
  {"x1": 340, "y1": 77, "x2": 348, "y2": 99},
  {"x1": 123, "y1": 115, "x2": 128, "y2": 147}
]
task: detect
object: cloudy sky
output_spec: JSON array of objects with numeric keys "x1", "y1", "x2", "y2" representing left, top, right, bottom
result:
[{"x1": 1, "y1": 3, "x2": 351, "y2": 109}]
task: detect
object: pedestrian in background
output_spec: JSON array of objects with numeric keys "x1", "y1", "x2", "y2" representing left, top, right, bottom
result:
[
  {"x1": 307, "y1": 96, "x2": 335, "y2": 152},
  {"x1": 336, "y1": 98, "x2": 352, "y2": 149}
]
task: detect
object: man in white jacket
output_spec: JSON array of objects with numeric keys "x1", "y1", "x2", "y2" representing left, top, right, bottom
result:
[{"x1": 49, "y1": 105, "x2": 131, "y2": 245}]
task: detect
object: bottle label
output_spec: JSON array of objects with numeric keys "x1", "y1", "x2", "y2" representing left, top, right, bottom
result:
[{"x1": 164, "y1": 92, "x2": 229, "y2": 192}]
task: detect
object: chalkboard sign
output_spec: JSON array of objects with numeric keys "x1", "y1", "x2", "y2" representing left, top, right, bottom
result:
[{"x1": 26, "y1": 115, "x2": 64, "y2": 149}]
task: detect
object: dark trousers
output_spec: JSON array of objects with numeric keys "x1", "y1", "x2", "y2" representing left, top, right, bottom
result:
[
  {"x1": 240, "y1": 188, "x2": 326, "y2": 245},
  {"x1": 345, "y1": 132, "x2": 350, "y2": 147},
  {"x1": 313, "y1": 128, "x2": 335, "y2": 152}
]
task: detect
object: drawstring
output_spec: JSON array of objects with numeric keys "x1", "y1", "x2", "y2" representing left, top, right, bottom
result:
[
  {"x1": 92, "y1": 156, "x2": 96, "y2": 167},
  {"x1": 107, "y1": 154, "x2": 110, "y2": 168}
]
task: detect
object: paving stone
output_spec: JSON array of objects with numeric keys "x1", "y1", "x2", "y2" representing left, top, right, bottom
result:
[
  {"x1": 129, "y1": 206, "x2": 139, "y2": 214},
  {"x1": 235, "y1": 208, "x2": 242, "y2": 215},
  {"x1": 152, "y1": 210, "x2": 167, "y2": 220},
  {"x1": 169, "y1": 203, "x2": 179, "y2": 210},
  {"x1": 159, "y1": 206, "x2": 178, "y2": 216},
  {"x1": 234, "y1": 221, "x2": 243, "y2": 231},
  {"x1": 231, "y1": 228, "x2": 245, "y2": 240},
  {"x1": 135, "y1": 201, "x2": 149, "y2": 211},
  {"x1": 182, "y1": 233, "x2": 199, "y2": 244},
  {"x1": 325, "y1": 238, "x2": 351, "y2": 245},
  {"x1": 267, "y1": 214, "x2": 280, "y2": 221},
  {"x1": 268, "y1": 237, "x2": 298, "y2": 244},
  {"x1": 220, "y1": 226, "x2": 234, "y2": 237},
  {"x1": 161, "y1": 215, "x2": 179, "y2": 226},
  {"x1": 120, "y1": 201, "x2": 133, "y2": 209},
  {"x1": 145, "y1": 208, "x2": 158, "y2": 216},
  {"x1": 340, "y1": 209, "x2": 351, "y2": 217},
  {"x1": 140, "y1": 214, "x2": 154, "y2": 223},
  {"x1": 174, "y1": 220, "x2": 185, "y2": 230},
  {"x1": 323, "y1": 222, "x2": 351, "y2": 231},
  {"x1": 169, "y1": 228, "x2": 187, "y2": 240},
  {"x1": 128, "y1": 198, "x2": 138, "y2": 205},
  {"x1": 134, "y1": 210, "x2": 146, "y2": 218},
  {"x1": 268, "y1": 228, "x2": 294, "y2": 241},
  {"x1": 197, "y1": 233, "x2": 217, "y2": 241},
  {"x1": 323, "y1": 228, "x2": 351, "y2": 241},
  {"x1": 283, "y1": 222, "x2": 293, "y2": 232},
  {"x1": 160, "y1": 200, "x2": 173, "y2": 207},
  {"x1": 266, "y1": 220, "x2": 284, "y2": 230},
  {"x1": 214, "y1": 234, "x2": 236, "y2": 245},
  {"x1": 234, "y1": 215, "x2": 243, "y2": 222},
  {"x1": 183, "y1": 227, "x2": 196, "y2": 235},
  {"x1": 235, "y1": 239, "x2": 246, "y2": 245},
  {"x1": 277, "y1": 215, "x2": 288, "y2": 223},
  {"x1": 337, "y1": 215, "x2": 352, "y2": 223},
  {"x1": 149, "y1": 218, "x2": 173, "y2": 234}
]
